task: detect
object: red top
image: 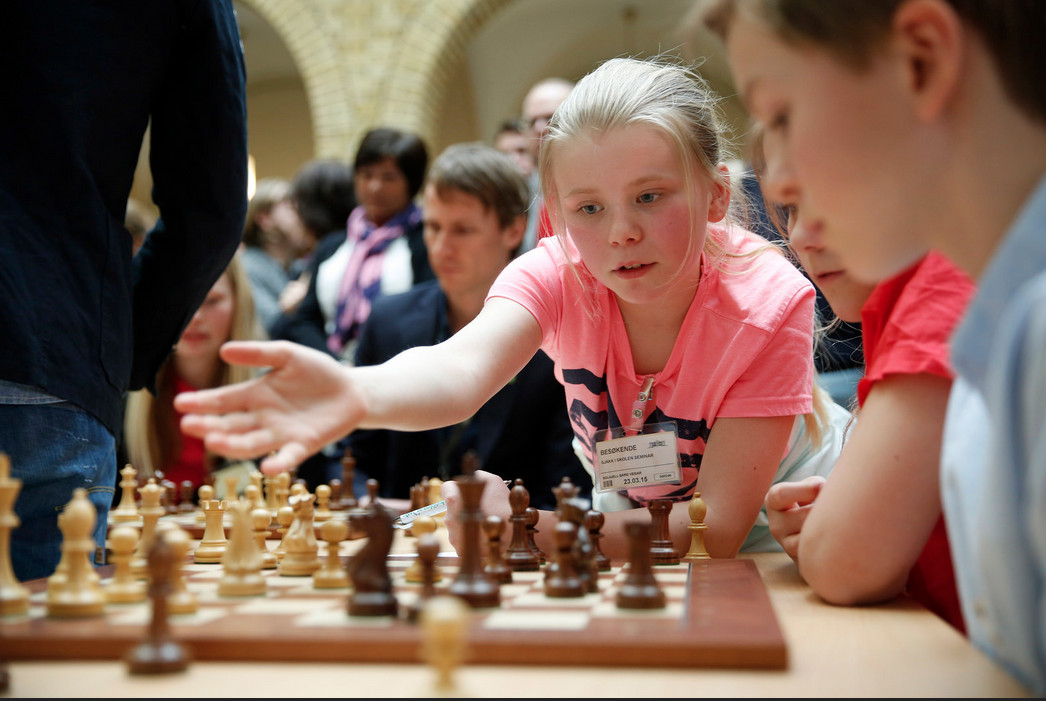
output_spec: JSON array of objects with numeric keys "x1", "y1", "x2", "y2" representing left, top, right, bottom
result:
[
  {"x1": 164, "y1": 373, "x2": 209, "y2": 489},
  {"x1": 858, "y1": 251, "x2": 974, "y2": 634}
]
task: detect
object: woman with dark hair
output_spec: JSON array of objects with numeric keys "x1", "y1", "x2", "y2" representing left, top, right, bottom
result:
[{"x1": 273, "y1": 129, "x2": 434, "y2": 362}]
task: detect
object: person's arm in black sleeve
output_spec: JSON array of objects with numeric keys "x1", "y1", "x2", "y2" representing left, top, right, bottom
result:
[{"x1": 130, "y1": 0, "x2": 247, "y2": 392}]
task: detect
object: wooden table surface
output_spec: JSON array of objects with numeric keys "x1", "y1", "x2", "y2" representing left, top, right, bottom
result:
[{"x1": 3, "y1": 530, "x2": 1030, "y2": 698}]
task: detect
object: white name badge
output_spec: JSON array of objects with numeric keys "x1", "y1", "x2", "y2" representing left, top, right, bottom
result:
[{"x1": 592, "y1": 422, "x2": 681, "y2": 494}]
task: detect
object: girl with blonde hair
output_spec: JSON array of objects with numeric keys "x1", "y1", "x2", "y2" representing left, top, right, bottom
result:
[
  {"x1": 125, "y1": 254, "x2": 261, "y2": 488},
  {"x1": 175, "y1": 57, "x2": 844, "y2": 558}
]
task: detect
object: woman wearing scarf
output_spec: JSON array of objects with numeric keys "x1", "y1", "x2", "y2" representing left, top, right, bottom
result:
[{"x1": 273, "y1": 128, "x2": 434, "y2": 364}]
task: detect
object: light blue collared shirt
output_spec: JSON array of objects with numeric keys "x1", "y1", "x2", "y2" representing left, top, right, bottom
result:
[{"x1": 942, "y1": 171, "x2": 1046, "y2": 693}]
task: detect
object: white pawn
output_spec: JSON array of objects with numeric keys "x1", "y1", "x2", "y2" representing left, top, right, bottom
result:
[
  {"x1": 47, "y1": 489, "x2": 105, "y2": 617},
  {"x1": 314, "y1": 484, "x2": 332, "y2": 522},
  {"x1": 111, "y1": 464, "x2": 140, "y2": 524},
  {"x1": 421, "y1": 596, "x2": 470, "y2": 697},
  {"x1": 252, "y1": 508, "x2": 277, "y2": 570},
  {"x1": 131, "y1": 479, "x2": 164, "y2": 577},
  {"x1": 313, "y1": 519, "x2": 349, "y2": 589},
  {"x1": 105, "y1": 526, "x2": 146, "y2": 604}
]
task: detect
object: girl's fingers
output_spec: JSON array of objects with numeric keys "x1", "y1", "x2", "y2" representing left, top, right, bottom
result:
[{"x1": 765, "y1": 476, "x2": 826, "y2": 511}]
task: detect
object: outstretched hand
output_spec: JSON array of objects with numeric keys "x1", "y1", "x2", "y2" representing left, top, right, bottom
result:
[
  {"x1": 174, "y1": 341, "x2": 365, "y2": 475},
  {"x1": 764, "y1": 475, "x2": 826, "y2": 563}
]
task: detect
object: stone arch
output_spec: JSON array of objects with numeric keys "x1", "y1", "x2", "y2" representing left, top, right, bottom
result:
[
  {"x1": 383, "y1": 0, "x2": 513, "y2": 148},
  {"x1": 237, "y1": 0, "x2": 356, "y2": 157}
]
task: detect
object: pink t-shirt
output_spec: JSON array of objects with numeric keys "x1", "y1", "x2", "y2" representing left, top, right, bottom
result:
[{"x1": 487, "y1": 230, "x2": 815, "y2": 503}]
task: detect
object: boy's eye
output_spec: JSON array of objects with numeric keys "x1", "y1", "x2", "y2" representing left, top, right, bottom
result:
[
  {"x1": 579, "y1": 204, "x2": 602, "y2": 215},
  {"x1": 638, "y1": 192, "x2": 660, "y2": 204}
]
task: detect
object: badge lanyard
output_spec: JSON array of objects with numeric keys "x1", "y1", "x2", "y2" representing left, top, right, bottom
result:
[{"x1": 592, "y1": 377, "x2": 682, "y2": 494}]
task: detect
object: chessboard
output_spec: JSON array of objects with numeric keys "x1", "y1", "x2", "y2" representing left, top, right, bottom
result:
[{"x1": 0, "y1": 554, "x2": 786, "y2": 669}]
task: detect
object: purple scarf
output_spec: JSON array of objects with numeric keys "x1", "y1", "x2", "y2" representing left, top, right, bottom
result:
[{"x1": 328, "y1": 204, "x2": 421, "y2": 354}]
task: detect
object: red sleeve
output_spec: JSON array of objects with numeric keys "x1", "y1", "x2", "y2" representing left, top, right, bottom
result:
[{"x1": 857, "y1": 252, "x2": 975, "y2": 406}]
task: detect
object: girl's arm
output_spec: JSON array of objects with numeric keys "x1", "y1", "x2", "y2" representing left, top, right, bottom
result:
[
  {"x1": 792, "y1": 373, "x2": 951, "y2": 605},
  {"x1": 175, "y1": 298, "x2": 542, "y2": 473},
  {"x1": 443, "y1": 414, "x2": 795, "y2": 560}
]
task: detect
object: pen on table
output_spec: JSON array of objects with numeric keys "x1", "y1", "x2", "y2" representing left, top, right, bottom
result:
[{"x1": 391, "y1": 479, "x2": 512, "y2": 529}]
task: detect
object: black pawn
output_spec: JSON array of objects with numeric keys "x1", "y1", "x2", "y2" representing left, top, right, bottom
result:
[
  {"x1": 505, "y1": 480, "x2": 540, "y2": 572},
  {"x1": 616, "y1": 522, "x2": 666, "y2": 610},
  {"x1": 586, "y1": 510, "x2": 612, "y2": 572},
  {"x1": 544, "y1": 522, "x2": 585, "y2": 598},
  {"x1": 126, "y1": 536, "x2": 191, "y2": 674}
]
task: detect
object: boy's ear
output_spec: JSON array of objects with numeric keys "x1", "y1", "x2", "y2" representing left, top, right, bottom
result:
[
  {"x1": 502, "y1": 213, "x2": 526, "y2": 252},
  {"x1": 892, "y1": 0, "x2": 964, "y2": 123},
  {"x1": 708, "y1": 163, "x2": 731, "y2": 223}
]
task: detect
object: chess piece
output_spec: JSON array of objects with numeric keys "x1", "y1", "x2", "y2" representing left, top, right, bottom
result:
[
  {"x1": 290, "y1": 482, "x2": 307, "y2": 499},
  {"x1": 105, "y1": 526, "x2": 146, "y2": 604},
  {"x1": 178, "y1": 481, "x2": 195, "y2": 514},
  {"x1": 544, "y1": 521, "x2": 585, "y2": 598},
  {"x1": 125, "y1": 536, "x2": 191, "y2": 674},
  {"x1": 111, "y1": 464, "x2": 140, "y2": 524},
  {"x1": 421, "y1": 595, "x2": 469, "y2": 697},
  {"x1": 278, "y1": 493, "x2": 321, "y2": 576},
  {"x1": 558, "y1": 498, "x2": 597, "y2": 593},
  {"x1": 616, "y1": 522, "x2": 666, "y2": 610},
  {"x1": 419, "y1": 477, "x2": 431, "y2": 506},
  {"x1": 314, "y1": 484, "x2": 332, "y2": 522},
  {"x1": 313, "y1": 519, "x2": 349, "y2": 589},
  {"x1": 447, "y1": 476, "x2": 499, "y2": 608},
  {"x1": 162, "y1": 479, "x2": 179, "y2": 515},
  {"x1": 347, "y1": 503, "x2": 398, "y2": 616},
  {"x1": 249, "y1": 470, "x2": 265, "y2": 510},
  {"x1": 252, "y1": 508, "x2": 278, "y2": 570},
  {"x1": 525, "y1": 506, "x2": 546, "y2": 565},
  {"x1": 195, "y1": 484, "x2": 214, "y2": 523},
  {"x1": 405, "y1": 516, "x2": 442, "y2": 583},
  {"x1": 504, "y1": 479, "x2": 539, "y2": 572},
  {"x1": 586, "y1": 510, "x2": 612, "y2": 571},
  {"x1": 647, "y1": 499, "x2": 681, "y2": 565},
  {"x1": 47, "y1": 489, "x2": 105, "y2": 617},
  {"x1": 0, "y1": 454, "x2": 29, "y2": 616},
  {"x1": 682, "y1": 491, "x2": 711, "y2": 562},
  {"x1": 553, "y1": 476, "x2": 578, "y2": 510},
  {"x1": 162, "y1": 526, "x2": 198, "y2": 614},
  {"x1": 427, "y1": 478, "x2": 443, "y2": 506},
  {"x1": 193, "y1": 497, "x2": 228, "y2": 564},
  {"x1": 482, "y1": 515, "x2": 512, "y2": 584},
  {"x1": 460, "y1": 451, "x2": 480, "y2": 476},
  {"x1": 275, "y1": 471, "x2": 291, "y2": 509},
  {"x1": 264, "y1": 473, "x2": 279, "y2": 511},
  {"x1": 131, "y1": 479, "x2": 165, "y2": 577},
  {"x1": 219, "y1": 500, "x2": 266, "y2": 597},
  {"x1": 223, "y1": 473, "x2": 240, "y2": 502},
  {"x1": 365, "y1": 478, "x2": 379, "y2": 509},
  {"x1": 404, "y1": 531, "x2": 441, "y2": 622},
  {"x1": 328, "y1": 479, "x2": 344, "y2": 511},
  {"x1": 339, "y1": 449, "x2": 358, "y2": 510},
  {"x1": 272, "y1": 505, "x2": 294, "y2": 561}
]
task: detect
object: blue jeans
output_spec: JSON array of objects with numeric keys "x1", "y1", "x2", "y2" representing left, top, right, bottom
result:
[{"x1": 0, "y1": 383, "x2": 116, "y2": 581}]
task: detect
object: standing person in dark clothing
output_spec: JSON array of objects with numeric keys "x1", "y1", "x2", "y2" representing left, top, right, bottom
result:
[{"x1": 0, "y1": 0, "x2": 247, "y2": 580}]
